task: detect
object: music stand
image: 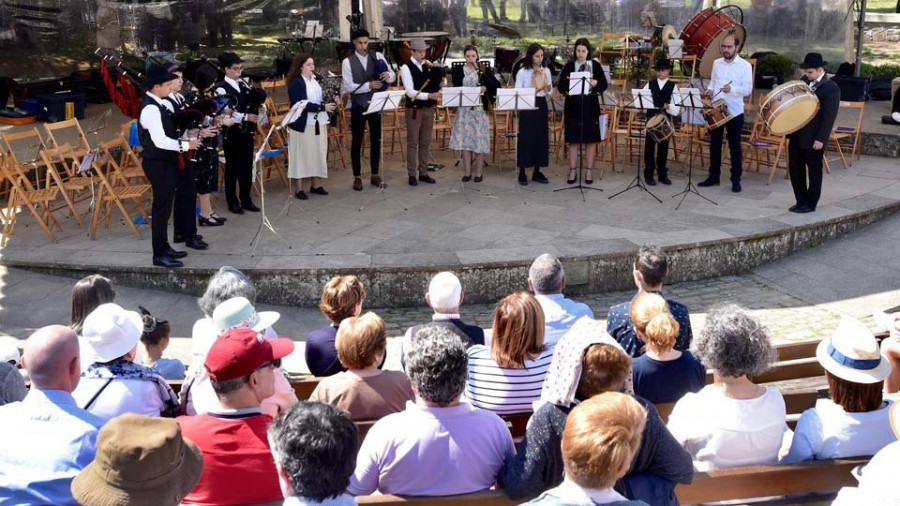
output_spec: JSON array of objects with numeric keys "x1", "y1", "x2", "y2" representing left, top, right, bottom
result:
[
  {"x1": 357, "y1": 90, "x2": 409, "y2": 213},
  {"x1": 556, "y1": 71, "x2": 602, "y2": 198},
  {"x1": 671, "y1": 88, "x2": 717, "y2": 209},
  {"x1": 608, "y1": 89, "x2": 662, "y2": 203},
  {"x1": 496, "y1": 88, "x2": 536, "y2": 193},
  {"x1": 442, "y1": 86, "x2": 484, "y2": 202}
]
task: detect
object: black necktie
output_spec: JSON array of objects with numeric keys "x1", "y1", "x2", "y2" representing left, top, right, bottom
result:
[{"x1": 579, "y1": 64, "x2": 586, "y2": 73}]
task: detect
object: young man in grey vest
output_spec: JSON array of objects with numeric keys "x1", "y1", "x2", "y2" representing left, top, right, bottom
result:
[
  {"x1": 341, "y1": 29, "x2": 395, "y2": 191},
  {"x1": 400, "y1": 38, "x2": 442, "y2": 186}
]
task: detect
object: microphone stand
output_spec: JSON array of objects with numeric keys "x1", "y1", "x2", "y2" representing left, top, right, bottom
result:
[
  {"x1": 608, "y1": 92, "x2": 662, "y2": 203},
  {"x1": 555, "y1": 68, "x2": 602, "y2": 200}
]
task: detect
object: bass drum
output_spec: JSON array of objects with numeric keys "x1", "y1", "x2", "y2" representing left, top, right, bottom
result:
[
  {"x1": 760, "y1": 81, "x2": 820, "y2": 135},
  {"x1": 680, "y1": 7, "x2": 746, "y2": 78}
]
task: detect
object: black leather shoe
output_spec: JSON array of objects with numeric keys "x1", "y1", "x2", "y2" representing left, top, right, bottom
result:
[
  {"x1": 474, "y1": 176, "x2": 483, "y2": 183},
  {"x1": 461, "y1": 175, "x2": 472, "y2": 182},
  {"x1": 419, "y1": 174, "x2": 436, "y2": 184},
  {"x1": 164, "y1": 248, "x2": 188, "y2": 259},
  {"x1": 645, "y1": 178, "x2": 656, "y2": 186},
  {"x1": 408, "y1": 176, "x2": 418, "y2": 186},
  {"x1": 789, "y1": 204, "x2": 799, "y2": 212},
  {"x1": 185, "y1": 237, "x2": 209, "y2": 250},
  {"x1": 199, "y1": 216, "x2": 224, "y2": 227},
  {"x1": 532, "y1": 170, "x2": 548, "y2": 184},
  {"x1": 242, "y1": 202, "x2": 261, "y2": 212},
  {"x1": 518, "y1": 171, "x2": 528, "y2": 185},
  {"x1": 566, "y1": 170, "x2": 577, "y2": 184},
  {"x1": 659, "y1": 177, "x2": 672, "y2": 185},
  {"x1": 310, "y1": 186, "x2": 328, "y2": 195},
  {"x1": 229, "y1": 204, "x2": 244, "y2": 214},
  {"x1": 153, "y1": 256, "x2": 183, "y2": 268},
  {"x1": 173, "y1": 234, "x2": 202, "y2": 244},
  {"x1": 209, "y1": 213, "x2": 226, "y2": 223},
  {"x1": 294, "y1": 190, "x2": 309, "y2": 200},
  {"x1": 697, "y1": 179, "x2": 719, "y2": 187},
  {"x1": 793, "y1": 205, "x2": 814, "y2": 214},
  {"x1": 731, "y1": 182, "x2": 741, "y2": 193}
]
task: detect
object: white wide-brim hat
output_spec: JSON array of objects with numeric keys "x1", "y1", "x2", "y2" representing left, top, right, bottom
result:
[
  {"x1": 82, "y1": 303, "x2": 144, "y2": 363},
  {"x1": 212, "y1": 296, "x2": 280, "y2": 334},
  {"x1": 816, "y1": 316, "x2": 891, "y2": 384}
]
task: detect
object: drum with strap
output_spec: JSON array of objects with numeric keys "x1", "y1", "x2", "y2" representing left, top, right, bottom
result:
[
  {"x1": 759, "y1": 81, "x2": 820, "y2": 135},
  {"x1": 702, "y1": 98, "x2": 733, "y2": 130},
  {"x1": 680, "y1": 7, "x2": 747, "y2": 78},
  {"x1": 646, "y1": 114, "x2": 675, "y2": 142}
]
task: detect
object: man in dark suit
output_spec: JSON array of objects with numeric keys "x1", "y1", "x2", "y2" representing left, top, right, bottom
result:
[{"x1": 787, "y1": 53, "x2": 841, "y2": 214}]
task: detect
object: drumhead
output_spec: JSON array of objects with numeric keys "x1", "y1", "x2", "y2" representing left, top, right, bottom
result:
[
  {"x1": 768, "y1": 99, "x2": 819, "y2": 135},
  {"x1": 698, "y1": 24, "x2": 745, "y2": 78},
  {"x1": 646, "y1": 115, "x2": 666, "y2": 128}
]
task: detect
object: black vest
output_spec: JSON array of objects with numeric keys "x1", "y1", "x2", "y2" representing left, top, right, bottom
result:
[
  {"x1": 138, "y1": 95, "x2": 179, "y2": 163},
  {"x1": 348, "y1": 52, "x2": 378, "y2": 109},
  {"x1": 221, "y1": 79, "x2": 250, "y2": 136},
  {"x1": 405, "y1": 62, "x2": 437, "y2": 109},
  {"x1": 648, "y1": 79, "x2": 675, "y2": 119}
]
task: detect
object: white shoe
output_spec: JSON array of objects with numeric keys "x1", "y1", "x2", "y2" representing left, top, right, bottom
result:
[{"x1": 892, "y1": 112, "x2": 900, "y2": 123}]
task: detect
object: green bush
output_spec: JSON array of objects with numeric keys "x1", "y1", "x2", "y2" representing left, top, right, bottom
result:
[
  {"x1": 757, "y1": 54, "x2": 796, "y2": 84},
  {"x1": 860, "y1": 63, "x2": 900, "y2": 79}
]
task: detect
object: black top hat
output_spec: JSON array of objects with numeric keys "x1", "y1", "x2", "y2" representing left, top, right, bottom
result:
[
  {"x1": 144, "y1": 64, "x2": 179, "y2": 89},
  {"x1": 351, "y1": 29, "x2": 370, "y2": 40},
  {"x1": 218, "y1": 52, "x2": 243, "y2": 69},
  {"x1": 799, "y1": 53, "x2": 827, "y2": 69},
  {"x1": 654, "y1": 58, "x2": 673, "y2": 71}
]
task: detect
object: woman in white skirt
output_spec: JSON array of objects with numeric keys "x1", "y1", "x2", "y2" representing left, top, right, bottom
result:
[{"x1": 286, "y1": 53, "x2": 337, "y2": 200}]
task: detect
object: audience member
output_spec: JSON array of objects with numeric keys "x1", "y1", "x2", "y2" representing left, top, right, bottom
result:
[
  {"x1": 310, "y1": 312, "x2": 414, "y2": 420},
  {"x1": 666, "y1": 304, "x2": 787, "y2": 470},
  {"x1": 306, "y1": 275, "x2": 366, "y2": 377},
  {"x1": 139, "y1": 306, "x2": 185, "y2": 380},
  {"x1": 528, "y1": 254, "x2": 594, "y2": 347},
  {"x1": 402, "y1": 271, "x2": 485, "y2": 361},
  {"x1": 70, "y1": 274, "x2": 116, "y2": 335},
  {"x1": 505, "y1": 318, "x2": 692, "y2": 503},
  {"x1": 0, "y1": 325, "x2": 105, "y2": 505},
  {"x1": 630, "y1": 293, "x2": 705, "y2": 404},
  {"x1": 178, "y1": 327, "x2": 295, "y2": 505},
  {"x1": 0, "y1": 361, "x2": 26, "y2": 405},
  {"x1": 70, "y1": 413, "x2": 203, "y2": 506},
  {"x1": 348, "y1": 326, "x2": 515, "y2": 496},
  {"x1": 523, "y1": 393, "x2": 651, "y2": 506},
  {"x1": 72, "y1": 304, "x2": 179, "y2": 420},
  {"x1": 189, "y1": 296, "x2": 296, "y2": 418},
  {"x1": 607, "y1": 245, "x2": 692, "y2": 357},
  {"x1": 0, "y1": 340, "x2": 20, "y2": 366},
  {"x1": 467, "y1": 291, "x2": 554, "y2": 414},
  {"x1": 877, "y1": 311, "x2": 900, "y2": 392},
  {"x1": 783, "y1": 317, "x2": 894, "y2": 462},
  {"x1": 269, "y1": 402, "x2": 359, "y2": 506},
  {"x1": 832, "y1": 402, "x2": 900, "y2": 505}
]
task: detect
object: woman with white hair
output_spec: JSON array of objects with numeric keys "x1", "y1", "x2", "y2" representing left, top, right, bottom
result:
[{"x1": 666, "y1": 303, "x2": 788, "y2": 470}]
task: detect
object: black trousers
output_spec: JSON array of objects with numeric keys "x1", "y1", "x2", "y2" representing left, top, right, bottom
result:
[
  {"x1": 788, "y1": 138, "x2": 824, "y2": 210},
  {"x1": 223, "y1": 129, "x2": 254, "y2": 208},
  {"x1": 644, "y1": 133, "x2": 669, "y2": 179},
  {"x1": 708, "y1": 113, "x2": 744, "y2": 183},
  {"x1": 142, "y1": 158, "x2": 177, "y2": 258},
  {"x1": 350, "y1": 108, "x2": 382, "y2": 177},
  {"x1": 173, "y1": 157, "x2": 198, "y2": 240}
]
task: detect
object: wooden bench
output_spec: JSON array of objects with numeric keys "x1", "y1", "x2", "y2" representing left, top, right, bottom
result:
[{"x1": 353, "y1": 457, "x2": 868, "y2": 505}]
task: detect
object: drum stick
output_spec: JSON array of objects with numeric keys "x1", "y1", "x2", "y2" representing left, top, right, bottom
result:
[{"x1": 710, "y1": 80, "x2": 733, "y2": 100}]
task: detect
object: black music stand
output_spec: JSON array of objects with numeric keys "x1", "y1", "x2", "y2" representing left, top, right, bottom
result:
[
  {"x1": 608, "y1": 90, "x2": 662, "y2": 203},
  {"x1": 357, "y1": 90, "x2": 409, "y2": 212},
  {"x1": 672, "y1": 88, "x2": 717, "y2": 210},
  {"x1": 496, "y1": 87, "x2": 538, "y2": 198},
  {"x1": 442, "y1": 85, "x2": 485, "y2": 202},
  {"x1": 555, "y1": 70, "x2": 602, "y2": 199}
]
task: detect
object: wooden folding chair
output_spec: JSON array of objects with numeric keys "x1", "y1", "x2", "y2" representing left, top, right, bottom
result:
[
  {"x1": 382, "y1": 106, "x2": 406, "y2": 162},
  {"x1": 38, "y1": 148, "x2": 95, "y2": 226},
  {"x1": 43, "y1": 118, "x2": 92, "y2": 169},
  {"x1": 491, "y1": 108, "x2": 516, "y2": 165},
  {"x1": 255, "y1": 119, "x2": 289, "y2": 188},
  {"x1": 432, "y1": 107, "x2": 455, "y2": 151},
  {"x1": 0, "y1": 153, "x2": 61, "y2": 246},
  {"x1": 1, "y1": 128, "x2": 48, "y2": 200},
  {"x1": 744, "y1": 115, "x2": 789, "y2": 184},
  {"x1": 327, "y1": 98, "x2": 350, "y2": 170},
  {"x1": 826, "y1": 101, "x2": 865, "y2": 168},
  {"x1": 87, "y1": 156, "x2": 150, "y2": 240}
]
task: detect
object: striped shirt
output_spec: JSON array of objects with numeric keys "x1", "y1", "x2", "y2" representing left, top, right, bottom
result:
[{"x1": 465, "y1": 344, "x2": 554, "y2": 414}]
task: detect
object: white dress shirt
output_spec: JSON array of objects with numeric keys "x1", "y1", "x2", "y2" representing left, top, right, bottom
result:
[
  {"x1": 302, "y1": 76, "x2": 328, "y2": 125},
  {"x1": 400, "y1": 59, "x2": 435, "y2": 102},
  {"x1": 138, "y1": 93, "x2": 189, "y2": 152},
  {"x1": 72, "y1": 375, "x2": 167, "y2": 421},
  {"x1": 216, "y1": 77, "x2": 248, "y2": 122},
  {"x1": 641, "y1": 78, "x2": 681, "y2": 117},
  {"x1": 515, "y1": 67, "x2": 553, "y2": 97},
  {"x1": 708, "y1": 54, "x2": 753, "y2": 117},
  {"x1": 341, "y1": 51, "x2": 395, "y2": 96}
]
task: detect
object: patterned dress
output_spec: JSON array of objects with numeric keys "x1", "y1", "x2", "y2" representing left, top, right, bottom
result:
[{"x1": 449, "y1": 66, "x2": 491, "y2": 154}]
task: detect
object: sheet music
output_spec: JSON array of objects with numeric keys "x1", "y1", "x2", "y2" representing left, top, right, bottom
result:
[
  {"x1": 567, "y1": 71, "x2": 592, "y2": 96},
  {"x1": 364, "y1": 90, "x2": 405, "y2": 115},
  {"x1": 630, "y1": 89, "x2": 655, "y2": 110},
  {"x1": 280, "y1": 100, "x2": 308, "y2": 128},
  {"x1": 441, "y1": 87, "x2": 481, "y2": 108},
  {"x1": 496, "y1": 88, "x2": 536, "y2": 110},
  {"x1": 304, "y1": 21, "x2": 323, "y2": 38}
]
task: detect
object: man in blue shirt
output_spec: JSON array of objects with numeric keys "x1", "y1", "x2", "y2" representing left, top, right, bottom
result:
[
  {"x1": 528, "y1": 253, "x2": 595, "y2": 348},
  {"x1": 0, "y1": 325, "x2": 105, "y2": 505},
  {"x1": 607, "y1": 245, "x2": 693, "y2": 357}
]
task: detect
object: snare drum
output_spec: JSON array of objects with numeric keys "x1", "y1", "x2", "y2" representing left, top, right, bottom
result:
[
  {"x1": 759, "y1": 81, "x2": 820, "y2": 135},
  {"x1": 680, "y1": 8, "x2": 747, "y2": 78},
  {"x1": 646, "y1": 114, "x2": 675, "y2": 142},
  {"x1": 702, "y1": 99, "x2": 732, "y2": 130}
]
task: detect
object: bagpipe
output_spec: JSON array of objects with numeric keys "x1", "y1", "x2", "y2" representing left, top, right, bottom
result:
[
  {"x1": 240, "y1": 80, "x2": 269, "y2": 134},
  {"x1": 315, "y1": 72, "x2": 343, "y2": 127}
]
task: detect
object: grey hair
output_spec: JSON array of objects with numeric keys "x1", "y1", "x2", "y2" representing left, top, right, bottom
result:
[
  {"x1": 268, "y1": 402, "x2": 357, "y2": 501},
  {"x1": 692, "y1": 303, "x2": 776, "y2": 378},
  {"x1": 529, "y1": 253, "x2": 565, "y2": 294},
  {"x1": 210, "y1": 376, "x2": 247, "y2": 396},
  {"x1": 0, "y1": 362, "x2": 26, "y2": 406},
  {"x1": 405, "y1": 326, "x2": 468, "y2": 406},
  {"x1": 198, "y1": 266, "x2": 257, "y2": 317}
]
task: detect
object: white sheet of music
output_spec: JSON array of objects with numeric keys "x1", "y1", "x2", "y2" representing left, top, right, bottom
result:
[
  {"x1": 496, "y1": 88, "x2": 536, "y2": 110},
  {"x1": 567, "y1": 71, "x2": 592, "y2": 96},
  {"x1": 441, "y1": 87, "x2": 481, "y2": 108},
  {"x1": 364, "y1": 90, "x2": 405, "y2": 115}
]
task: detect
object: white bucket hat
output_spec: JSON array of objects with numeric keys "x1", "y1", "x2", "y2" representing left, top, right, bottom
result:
[
  {"x1": 212, "y1": 296, "x2": 280, "y2": 334},
  {"x1": 816, "y1": 316, "x2": 891, "y2": 384},
  {"x1": 82, "y1": 303, "x2": 144, "y2": 363}
]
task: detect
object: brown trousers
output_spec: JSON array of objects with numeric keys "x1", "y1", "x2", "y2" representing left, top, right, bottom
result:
[{"x1": 405, "y1": 107, "x2": 434, "y2": 176}]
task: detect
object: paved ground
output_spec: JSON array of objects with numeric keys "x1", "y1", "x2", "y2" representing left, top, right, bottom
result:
[{"x1": 1, "y1": 207, "x2": 897, "y2": 374}]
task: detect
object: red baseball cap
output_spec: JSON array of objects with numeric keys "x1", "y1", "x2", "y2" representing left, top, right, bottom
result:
[{"x1": 205, "y1": 327, "x2": 295, "y2": 381}]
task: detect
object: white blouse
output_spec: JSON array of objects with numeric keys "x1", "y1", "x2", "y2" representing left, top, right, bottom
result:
[
  {"x1": 303, "y1": 76, "x2": 328, "y2": 126},
  {"x1": 515, "y1": 67, "x2": 553, "y2": 97},
  {"x1": 782, "y1": 398, "x2": 895, "y2": 463}
]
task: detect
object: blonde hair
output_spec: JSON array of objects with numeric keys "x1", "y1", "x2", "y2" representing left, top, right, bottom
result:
[
  {"x1": 630, "y1": 292, "x2": 679, "y2": 354},
  {"x1": 491, "y1": 292, "x2": 545, "y2": 368},
  {"x1": 319, "y1": 276, "x2": 366, "y2": 324},
  {"x1": 562, "y1": 392, "x2": 647, "y2": 489},
  {"x1": 335, "y1": 312, "x2": 386, "y2": 370}
]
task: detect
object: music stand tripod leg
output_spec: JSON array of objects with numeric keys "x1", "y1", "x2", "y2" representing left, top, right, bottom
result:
[{"x1": 555, "y1": 75, "x2": 602, "y2": 198}]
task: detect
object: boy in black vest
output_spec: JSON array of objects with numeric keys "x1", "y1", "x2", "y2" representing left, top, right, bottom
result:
[
  {"x1": 400, "y1": 38, "x2": 442, "y2": 186},
  {"x1": 216, "y1": 52, "x2": 260, "y2": 215},
  {"x1": 138, "y1": 65, "x2": 201, "y2": 268},
  {"x1": 340, "y1": 29, "x2": 395, "y2": 191},
  {"x1": 641, "y1": 58, "x2": 680, "y2": 186}
]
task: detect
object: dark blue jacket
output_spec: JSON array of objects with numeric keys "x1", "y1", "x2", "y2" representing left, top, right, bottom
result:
[{"x1": 287, "y1": 76, "x2": 327, "y2": 133}]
